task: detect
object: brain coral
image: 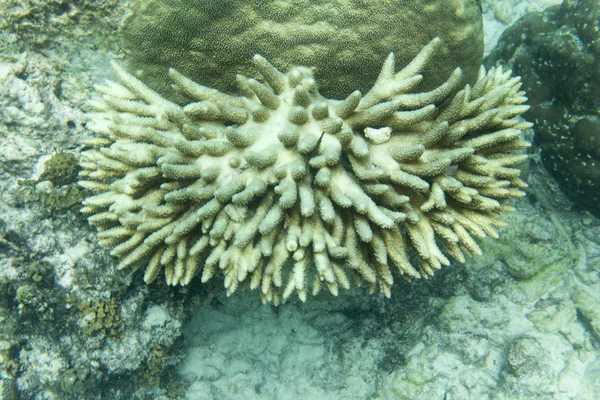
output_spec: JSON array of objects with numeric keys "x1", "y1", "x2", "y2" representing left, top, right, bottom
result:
[
  {"x1": 120, "y1": 0, "x2": 484, "y2": 101},
  {"x1": 80, "y1": 39, "x2": 531, "y2": 304}
]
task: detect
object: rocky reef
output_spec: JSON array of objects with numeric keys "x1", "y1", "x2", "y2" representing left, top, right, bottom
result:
[{"x1": 0, "y1": 1, "x2": 599, "y2": 399}]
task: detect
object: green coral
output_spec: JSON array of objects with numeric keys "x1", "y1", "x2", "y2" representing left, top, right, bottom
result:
[
  {"x1": 60, "y1": 367, "x2": 89, "y2": 394},
  {"x1": 12, "y1": 183, "x2": 84, "y2": 215},
  {"x1": 80, "y1": 39, "x2": 531, "y2": 304},
  {"x1": 78, "y1": 298, "x2": 121, "y2": 336},
  {"x1": 42, "y1": 184, "x2": 85, "y2": 212},
  {"x1": 39, "y1": 152, "x2": 80, "y2": 187},
  {"x1": 13, "y1": 152, "x2": 84, "y2": 215},
  {"x1": 120, "y1": 0, "x2": 483, "y2": 101}
]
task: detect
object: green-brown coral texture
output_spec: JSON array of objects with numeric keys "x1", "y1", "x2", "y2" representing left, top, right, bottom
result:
[{"x1": 80, "y1": 39, "x2": 531, "y2": 304}]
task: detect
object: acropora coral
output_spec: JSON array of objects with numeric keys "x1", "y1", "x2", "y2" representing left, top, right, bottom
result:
[{"x1": 79, "y1": 38, "x2": 531, "y2": 304}]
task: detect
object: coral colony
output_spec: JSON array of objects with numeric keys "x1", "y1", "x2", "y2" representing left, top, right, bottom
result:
[{"x1": 80, "y1": 39, "x2": 531, "y2": 304}]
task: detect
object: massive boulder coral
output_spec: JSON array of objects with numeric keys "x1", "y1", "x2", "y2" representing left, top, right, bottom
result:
[
  {"x1": 79, "y1": 39, "x2": 531, "y2": 304},
  {"x1": 485, "y1": 0, "x2": 600, "y2": 217},
  {"x1": 120, "y1": 0, "x2": 484, "y2": 101}
]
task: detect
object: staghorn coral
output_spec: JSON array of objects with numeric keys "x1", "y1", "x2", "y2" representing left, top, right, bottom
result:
[{"x1": 79, "y1": 38, "x2": 531, "y2": 304}]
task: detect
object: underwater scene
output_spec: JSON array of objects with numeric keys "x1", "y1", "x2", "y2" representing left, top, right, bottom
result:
[{"x1": 1, "y1": 0, "x2": 599, "y2": 399}]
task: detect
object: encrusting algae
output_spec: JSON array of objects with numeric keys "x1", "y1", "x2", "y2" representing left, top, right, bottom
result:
[{"x1": 79, "y1": 38, "x2": 532, "y2": 304}]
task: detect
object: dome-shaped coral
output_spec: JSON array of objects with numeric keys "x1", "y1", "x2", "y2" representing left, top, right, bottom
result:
[
  {"x1": 120, "y1": 0, "x2": 484, "y2": 101},
  {"x1": 79, "y1": 39, "x2": 531, "y2": 304}
]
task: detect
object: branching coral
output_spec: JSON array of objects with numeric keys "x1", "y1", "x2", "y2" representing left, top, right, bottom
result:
[{"x1": 79, "y1": 38, "x2": 531, "y2": 304}]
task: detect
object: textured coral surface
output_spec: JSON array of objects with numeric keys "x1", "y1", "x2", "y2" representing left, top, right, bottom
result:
[
  {"x1": 80, "y1": 39, "x2": 531, "y2": 304},
  {"x1": 120, "y1": 0, "x2": 484, "y2": 101},
  {"x1": 485, "y1": 0, "x2": 600, "y2": 216}
]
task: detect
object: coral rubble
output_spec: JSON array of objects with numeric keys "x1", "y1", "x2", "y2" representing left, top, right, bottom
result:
[{"x1": 80, "y1": 38, "x2": 531, "y2": 304}]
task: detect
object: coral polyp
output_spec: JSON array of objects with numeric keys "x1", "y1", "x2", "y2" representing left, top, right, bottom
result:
[{"x1": 79, "y1": 38, "x2": 531, "y2": 304}]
